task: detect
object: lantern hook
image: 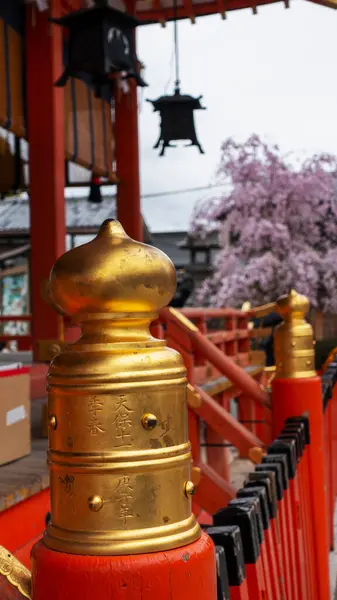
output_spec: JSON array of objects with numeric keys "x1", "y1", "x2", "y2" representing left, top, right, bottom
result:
[{"x1": 173, "y1": 0, "x2": 180, "y2": 92}]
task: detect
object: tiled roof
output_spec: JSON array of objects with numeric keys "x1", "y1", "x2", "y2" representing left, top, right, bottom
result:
[
  {"x1": 0, "y1": 195, "x2": 117, "y2": 233},
  {"x1": 151, "y1": 231, "x2": 189, "y2": 267}
]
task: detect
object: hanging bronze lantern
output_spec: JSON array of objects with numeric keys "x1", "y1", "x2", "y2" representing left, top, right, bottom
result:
[
  {"x1": 147, "y1": 87, "x2": 206, "y2": 156},
  {"x1": 50, "y1": 2, "x2": 147, "y2": 90},
  {"x1": 147, "y1": 0, "x2": 206, "y2": 156}
]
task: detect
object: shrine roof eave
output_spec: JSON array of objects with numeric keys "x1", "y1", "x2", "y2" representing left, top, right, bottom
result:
[
  {"x1": 135, "y1": 0, "x2": 283, "y2": 23},
  {"x1": 28, "y1": 0, "x2": 337, "y2": 24},
  {"x1": 135, "y1": 0, "x2": 337, "y2": 24}
]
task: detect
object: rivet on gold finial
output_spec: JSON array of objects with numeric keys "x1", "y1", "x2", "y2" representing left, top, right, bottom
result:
[
  {"x1": 191, "y1": 466, "x2": 201, "y2": 487},
  {"x1": 184, "y1": 481, "x2": 196, "y2": 498},
  {"x1": 88, "y1": 495, "x2": 104, "y2": 512},
  {"x1": 141, "y1": 413, "x2": 158, "y2": 431},
  {"x1": 48, "y1": 414, "x2": 57, "y2": 430},
  {"x1": 49, "y1": 344, "x2": 61, "y2": 355}
]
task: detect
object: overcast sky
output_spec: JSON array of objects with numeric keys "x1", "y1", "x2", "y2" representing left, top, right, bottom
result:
[{"x1": 134, "y1": 0, "x2": 337, "y2": 232}]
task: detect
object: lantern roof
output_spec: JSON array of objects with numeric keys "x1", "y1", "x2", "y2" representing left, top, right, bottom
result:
[{"x1": 148, "y1": 91, "x2": 205, "y2": 110}]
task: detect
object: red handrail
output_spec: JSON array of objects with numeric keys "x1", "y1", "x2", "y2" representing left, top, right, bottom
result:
[
  {"x1": 161, "y1": 306, "x2": 268, "y2": 407},
  {"x1": 194, "y1": 384, "x2": 263, "y2": 455}
]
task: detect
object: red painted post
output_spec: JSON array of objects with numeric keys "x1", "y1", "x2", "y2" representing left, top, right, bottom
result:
[
  {"x1": 232, "y1": 496, "x2": 274, "y2": 599},
  {"x1": 260, "y1": 453, "x2": 293, "y2": 600},
  {"x1": 25, "y1": 1, "x2": 66, "y2": 357},
  {"x1": 247, "y1": 471, "x2": 287, "y2": 600},
  {"x1": 213, "y1": 503, "x2": 267, "y2": 599},
  {"x1": 282, "y1": 421, "x2": 316, "y2": 599},
  {"x1": 114, "y1": 0, "x2": 142, "y2": 242},
  {"x1": 206, "y1": 526, "x2": 250, "y2": 600},
  {"x1": 32, "y1": 534, "x2": 217, "y2": 600},
  {"x1": 205, "y1": 391, "x2": 230, "y2": 482},
  {"x1": 322, "y1": 360, "x2": 337, "y2": 551},
  {"x1": 271, "y1": 437, "x2": 308, "y2": 599},
  {"x1": 114, "y1": 79, "x2": 142, "y2": 242},
  {"x1": 237, "y1": 485, "x2": 282, "y2": 600},
  {"x1": 271, "y1": 290, "x2": 330, "y2": 600},
  {"x1": 332, "y1": 376, "x2": 337, "y2": 511},
  {"x1": 323, "y1": 390, "x2": 334, "y2": 550},
  {"x1": 238, "y1": 393, "x2": 257, "y2": 435}
]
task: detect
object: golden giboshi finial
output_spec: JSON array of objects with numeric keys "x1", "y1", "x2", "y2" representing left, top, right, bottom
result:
[
  {"x1": 276, "y1": 289, "x2": 310, "y2": 321},
  {"x1": 274, "y1": 289, "x2": 316, "y2": 379},
  {"x1": 44, "y1": 220, "x2": 200, "y2": 556},
  {"x1": 49, "y1": 219, "x2": 176, "y2": 317}
]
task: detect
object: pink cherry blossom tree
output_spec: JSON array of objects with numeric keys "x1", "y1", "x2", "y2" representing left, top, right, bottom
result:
[{"x1": 190, "y1": 135, "x2": 337, "y2": 310}]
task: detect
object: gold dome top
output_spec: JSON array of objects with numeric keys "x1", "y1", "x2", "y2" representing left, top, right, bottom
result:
[
  {"x1": 49, "y1": 220, "x2": 176, "y2": 319},
  {"x1": 276, "y1": 289, "x2": 309, "y2": 321}
]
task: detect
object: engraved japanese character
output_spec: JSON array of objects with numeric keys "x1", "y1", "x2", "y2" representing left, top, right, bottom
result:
[
  {"x1": 112, "y1": 411, "x2": 132, "y2": 446},
  {"x1": 159, "y1": 415, "x2": 172, "y2": 438},
  {"x1": 115, "y1": 396, "x2": 133, "y2": 413},
  {"x1": 58, "y1": 474, "x2": 74, "y2": 493},
  {"x1": 112, "y1": 396, "x2": 133, "y2": 447},
  {"x1": 87, "y1": 416, "x2": 106, "y2": 436},
  {"x1": 88, "y1": 397, "x2": 104, "y2": 416},
  {"x1": 116, "y1": 477, "x2": 134, "y2": 524}
]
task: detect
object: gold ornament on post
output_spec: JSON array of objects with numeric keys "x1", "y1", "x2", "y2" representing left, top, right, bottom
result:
[
  {"x1": 274, "y1": 289, "x2": 316, "y2": 379},
  {"x1": 44, "y1": 220, "x2": 200, "y2": 556},
  {"x1": 0, "y1": 546, "x2": 31, "y2": 599}
]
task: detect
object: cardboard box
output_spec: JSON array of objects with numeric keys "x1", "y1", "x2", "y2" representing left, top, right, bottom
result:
[{"x1": 0, "y1": 366, "x2": 31, "y2": 466}]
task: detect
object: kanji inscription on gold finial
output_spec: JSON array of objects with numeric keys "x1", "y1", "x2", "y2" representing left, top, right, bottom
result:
[
  {"x1": 274, "y1": 289, "x2": 316, "y2": 379},
  {"x1": 44, "y1": 220, "x2": 200, "y2": 556}
]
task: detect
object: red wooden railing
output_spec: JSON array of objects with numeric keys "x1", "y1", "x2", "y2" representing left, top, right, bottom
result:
[
  {"x1": 206, "y1": 414, "x2": 330, "y2": 600},
  {"x1": 0, "y1": 308, "x2": 271, "y2": 517},
  {"x1": 322, "y1": 357, "x2": 337, "y2": 554},
  {"x1": 1, "y1": 301, "x2": 337, "y2": 599},
  {"x1": 151, "y1": 306, "x2": 272, "y2": 518},
  {"x1": 3, "y1": 307, "x2": 337, "y2": 562}
]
